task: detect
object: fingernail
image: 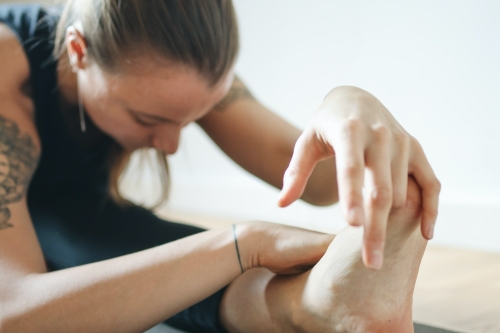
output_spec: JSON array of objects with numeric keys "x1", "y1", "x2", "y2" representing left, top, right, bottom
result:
[
  {"x1": 427, "y1": 223, "x2": 435, "y2": 240},
  {"x1": 370, "y1": 250, "x2": 383, "y2": 270}
]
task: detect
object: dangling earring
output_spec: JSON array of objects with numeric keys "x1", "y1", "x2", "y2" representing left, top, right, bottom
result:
[
  {"x1": 73, "y1": 66, "x2": 87, "y2": 133},
  {"x1": 78, "y1": 88, "x2": 87, "y2": 133}
]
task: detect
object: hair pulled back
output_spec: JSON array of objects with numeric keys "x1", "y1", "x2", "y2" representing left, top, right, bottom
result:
[
  {"x1": 55, "y1": 0, "x2": 239, "y2": 85},
  {"x1": 54, "y1": 0, "x2": 239, "y2": 205}
]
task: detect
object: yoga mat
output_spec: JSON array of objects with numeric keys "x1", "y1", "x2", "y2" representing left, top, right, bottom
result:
[
  {"x1": 414, "y1": 323, "x2": 463, "y2": 333},
  {"x1": 146, "y1": 323, "x2": 464, "y2": 333}
]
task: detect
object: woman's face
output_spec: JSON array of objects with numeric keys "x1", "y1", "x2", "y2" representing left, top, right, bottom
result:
[{"x1": 77, "y1": 58, "x2": 233, "y2": 153}]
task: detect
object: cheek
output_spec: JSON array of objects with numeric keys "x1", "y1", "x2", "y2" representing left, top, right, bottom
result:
[
  {"x1": 81, "y1": 68, "x2": 138, "y2": 137},
  {"x1": 85, "y1": 98, "x2": 151, "y2": 146}
]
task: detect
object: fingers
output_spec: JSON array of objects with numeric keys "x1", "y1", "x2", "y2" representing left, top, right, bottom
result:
[
  {"x1": 334, "y1": 119, "x2": 366, "y2": 227},
  {"x1": 277, "y1": 232, "x2": 335, "y2": 275},
  {"x1": 409, "y1": 140, "x2": 441, "y2": 240},
  {"x1": 391, "y1": 132, "x2": 410, "y2": 208},
  {"x1": 278, "y1": 130, "x2": 327, "y2": 207},
  {"x1": 362, "y1": 125, "x2": 392, "y2": 270}
]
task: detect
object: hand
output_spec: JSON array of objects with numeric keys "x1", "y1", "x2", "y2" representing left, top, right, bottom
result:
[
  {"x1": 237, "y1": 221, "x2": 334, "y2": 275},
  {"x1": 277, "y1": 86, "x2": 441, "y2": 270}
]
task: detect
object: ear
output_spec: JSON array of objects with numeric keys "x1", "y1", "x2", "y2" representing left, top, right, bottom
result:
[{"x1": 66, "y1": 26, "x2": 88, "y2": 71}]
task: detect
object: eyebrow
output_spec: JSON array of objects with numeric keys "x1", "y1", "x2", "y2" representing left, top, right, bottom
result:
[{"x1": 129, "y1": 109, "x2": 177, "y2": 123}]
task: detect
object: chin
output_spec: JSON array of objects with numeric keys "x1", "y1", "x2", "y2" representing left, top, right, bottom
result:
[{"x1": 111, "y1": 139, "x2": 144, "y2": 151}]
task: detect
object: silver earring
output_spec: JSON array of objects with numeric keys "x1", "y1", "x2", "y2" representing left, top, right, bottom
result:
[
  {"x1": 77, "y1": 82, "x2": 87, "y2": 133},
  {"x1": 73, "y1": 65, "x2": 86, "y2": 132}
]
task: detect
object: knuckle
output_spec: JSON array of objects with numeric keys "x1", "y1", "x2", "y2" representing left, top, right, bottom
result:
[
  {"x1": 284, "y1": 167, "x2": 299, "y2": 179},
  {"x1": 372, "y1": 124, "x2": 391, "y2": 142},
  {"x1": 343, "y1": 164, "x2": 363, "y2": 178},
  {"x1": 431, "y1": 178, "x2": 442, "y2": 193},
  {"x1": 370, "y1": 186, "x2": 392, "y2": 207},
  {"x1": 340, "y1": 118, "x2": 362, "y2": 134},
  {"x1": 410, "y1": 136, "x2": 424, "y2": 154},
  {"x1": 394, "y1": 131, "x2": 410, "y2": 148}
]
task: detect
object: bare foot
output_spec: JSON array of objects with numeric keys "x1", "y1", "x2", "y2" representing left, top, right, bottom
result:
[
  {"x1": 220, "y1": 177, "x2": 426, "y2": 333},
  {"x1": 266, "y1": 177, "x2": 426, "y2": 333}
]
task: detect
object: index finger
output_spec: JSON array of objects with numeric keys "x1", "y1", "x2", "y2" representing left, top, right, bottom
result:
[
  {"x1": 362, "y1": 127, "x2": 393, "y2": 270},
  {"x1": 333, "y1": 120, "x2": 366, "y2": 227}
]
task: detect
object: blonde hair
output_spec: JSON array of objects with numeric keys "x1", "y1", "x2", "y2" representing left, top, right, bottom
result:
[{"x1": 54, "y1": 0, "x2": 239, "y2": 206}]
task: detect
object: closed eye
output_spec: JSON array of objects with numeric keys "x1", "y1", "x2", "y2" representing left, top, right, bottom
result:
[
  {"x1": 129, "y1": 109, "x2": 176, "y2": 127},
  {"x1": 132, "y1": 115, "x2": 159, "y2": 127}
]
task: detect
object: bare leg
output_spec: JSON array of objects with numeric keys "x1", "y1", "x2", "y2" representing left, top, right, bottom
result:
[{"x1": 220, "y1": 177, "x2": 426, "y2": 333}]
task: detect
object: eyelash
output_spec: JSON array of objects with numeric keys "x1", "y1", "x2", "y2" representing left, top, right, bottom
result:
[{"x1": 133, "y1": 116, "x2": 157, "y2": 127}]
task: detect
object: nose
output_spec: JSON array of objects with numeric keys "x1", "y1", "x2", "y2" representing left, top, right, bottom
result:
[{"x1": 150, "y1": 125, "x2": 181, "y2": 155}]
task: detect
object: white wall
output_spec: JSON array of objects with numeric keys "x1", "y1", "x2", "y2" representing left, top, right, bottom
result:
[{"x1": 156, "y1": 0, "x2": 500, "y2": 253}]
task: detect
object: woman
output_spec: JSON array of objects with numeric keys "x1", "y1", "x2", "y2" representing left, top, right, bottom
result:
[{"x1": 0, "y1": 1, "x2": 440, "y2": 332}]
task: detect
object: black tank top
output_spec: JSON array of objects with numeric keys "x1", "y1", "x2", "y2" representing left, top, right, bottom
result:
[{"x1": 0, "y1": 4, "x2": 114, "y2": 199}]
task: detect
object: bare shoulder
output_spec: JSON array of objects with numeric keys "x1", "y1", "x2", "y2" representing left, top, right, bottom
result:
[
  {"x1": 0, "y1": 22, "x2": 38, "y2": 145},
  {"x1": 0, "y1": 23, "x2": 40, "y2": 228},
  {"x1": 0, "y1": 25, "x2": 46, "y2": 281},
  {"x1": 0, "y1": 23, "x2": 31, "y2": 91}
]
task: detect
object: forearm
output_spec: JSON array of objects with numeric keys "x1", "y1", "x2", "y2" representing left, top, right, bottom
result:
[{"x1": 2, "y1": 227, "x2": 242, "y2": 333}]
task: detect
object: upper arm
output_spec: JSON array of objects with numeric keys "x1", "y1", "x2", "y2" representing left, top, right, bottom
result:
[
  {"x1": 197, "y1": 77, "x2": 301, "y2": 190},
  {"x1": 197, "y1": 77, "x2": 339, "y2": 206},
  {"x1": 0, "y1": 23, "x2": 46, "y2": 291}
]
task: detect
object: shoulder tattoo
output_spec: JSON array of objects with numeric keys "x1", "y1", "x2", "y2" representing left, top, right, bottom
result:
[
  {"x1": 213, "y1": 76, "x2": 255, "y2": 111},
  {"x1": 0, "y1": 116, "x2": 39, "y2": 231}
]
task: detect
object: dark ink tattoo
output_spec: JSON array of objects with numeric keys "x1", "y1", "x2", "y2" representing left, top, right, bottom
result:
[
  {"x1": 213, "y1": 76, "x2": 255, "y2": 111},
  {"x1": 0, "y1": 116, "x2": 39, "y2": 231}
]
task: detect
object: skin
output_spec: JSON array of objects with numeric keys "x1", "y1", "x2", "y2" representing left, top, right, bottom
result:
[
  {"x1": 61, "y1": 27, "x2": 339, "y2": 206},
  {"x1": 62, "y1": 27, "x2": 233, "y2": 154},
  {"x1": 0, "y1": 22, "x2": 335, "y2": 333},
  {"x1": 278, "y1": 88, "x2": 441, "y2": 269},
  {"x1": 0, "y1": 18, "x2": 436, "y2": 333},
  {"x1": 221, "y1": 177, "x2": 426, "y2": 333},
  {"x1": 66, "y1": 24, "x2": 441, "y2": 270}
]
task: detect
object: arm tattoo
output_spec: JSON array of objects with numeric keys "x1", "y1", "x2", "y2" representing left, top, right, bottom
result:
[
  {"x1": 0, "y1": 116, "x2": 38, "y2": 231},
  {"x1": 213, "y1": 76, "x2": 255, "y2": 112}
]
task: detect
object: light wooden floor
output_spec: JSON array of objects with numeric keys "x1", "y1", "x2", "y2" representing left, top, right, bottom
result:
[
  {"x1": 159, "y1": 210, "x2": 500, "y2": 333},
  {"x1": 413, "y1": 246, "x2": 500, "y2": 333}
]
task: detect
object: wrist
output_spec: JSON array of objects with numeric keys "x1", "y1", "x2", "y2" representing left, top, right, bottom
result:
[
  {"x1": 320, "y1": 86, "x2": 372, "y2": 111},
  {"x1": 234, "y1": 221, "x2": 266, "y2": 272}
]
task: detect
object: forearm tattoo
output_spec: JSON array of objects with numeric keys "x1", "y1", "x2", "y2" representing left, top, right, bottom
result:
[
  {"x1": 0, "y1": 116, "x2": 38, "y2": 231},
  {"x1": 213, "y1": 76, "x2": 255, "y2": 111}
]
